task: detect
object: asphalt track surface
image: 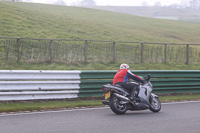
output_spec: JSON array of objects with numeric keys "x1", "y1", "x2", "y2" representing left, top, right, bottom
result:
[{"x1": 0, "y1": 101, "x2": 200, "y2": 133}]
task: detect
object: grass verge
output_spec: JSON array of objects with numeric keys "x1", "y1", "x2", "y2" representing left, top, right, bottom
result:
[
  {"x1": 1, "y1": 62, "x2": 200, "y2": 70},
  {"x1": 0, "y1": 94, "x2": 200, "y2": 113},
  {"x1": 0, "y1": 100, "x2": 103, "y2": 113}
]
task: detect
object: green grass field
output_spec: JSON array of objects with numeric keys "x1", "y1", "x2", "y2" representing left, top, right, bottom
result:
[
  {"x1": 1, "y1": 1, "x2": 200, "y2": 69},
  {"x1": 1, "y1": 1, "x2": 200, "y2": 44},
  {"x1": 1, "y1": 62, "x2": 200, "y2": 70}
]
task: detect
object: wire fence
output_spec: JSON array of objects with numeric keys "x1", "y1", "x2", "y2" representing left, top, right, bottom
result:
[{"x1": 1, "y1": 37, "x2": 200, "y2": 64}]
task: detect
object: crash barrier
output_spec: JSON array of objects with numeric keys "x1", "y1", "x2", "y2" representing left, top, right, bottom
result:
[
  {"x1": 80, "y1": 70, "x2": 200, "y2": 97},
  {"x1": 0, "y1": 70, "x2": 200, "y2": 100},
  {"x1": 0, "y1": 70, "x2": 81, "y2": 100}
]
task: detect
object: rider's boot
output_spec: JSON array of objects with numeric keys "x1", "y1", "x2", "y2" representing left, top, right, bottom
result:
[{"x1": 129, "y1": 87, "x2": 140, "y2": 103}]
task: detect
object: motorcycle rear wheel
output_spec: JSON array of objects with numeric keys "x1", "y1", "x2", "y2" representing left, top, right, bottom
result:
[
  {"x1": 109, "y1": 94, "x2": 127, "y2": 115},
  {"x1": 149, "y1": 96, "x2": 161, "y2": 112}
]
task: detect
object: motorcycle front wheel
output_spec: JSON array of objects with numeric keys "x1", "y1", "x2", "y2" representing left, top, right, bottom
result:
[
  {"x1": 149, "y1": 96, "x2": 161, "y2": 112},
  {"x1": 109, "y1": 94, "x2": 127, "y2": 115}
]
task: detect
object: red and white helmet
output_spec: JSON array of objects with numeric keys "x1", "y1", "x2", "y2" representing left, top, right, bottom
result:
[{"x1": 120, "y1": 63, "x2": 130, "y2": 69}]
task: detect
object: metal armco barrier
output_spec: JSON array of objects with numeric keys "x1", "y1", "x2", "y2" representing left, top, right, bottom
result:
[
  {"x1": 0, "y1": 70, "x2": 200, "y2": 101},
  {"x1": 0, "y1": 70, "x2": 81, "y2": 100}
]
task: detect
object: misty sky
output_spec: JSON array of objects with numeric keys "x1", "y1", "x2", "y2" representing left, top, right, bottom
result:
[{"x1": 28, "y1": 0, "x2": 182, "y2": 6}]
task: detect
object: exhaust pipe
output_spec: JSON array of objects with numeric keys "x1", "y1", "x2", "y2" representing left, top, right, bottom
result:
[
  {"x1": 114, "y1": 93, "x2": 129, "y2": 101},
  {"x1": 114, "y1": 93, "x2": 136, "y2": 106}
]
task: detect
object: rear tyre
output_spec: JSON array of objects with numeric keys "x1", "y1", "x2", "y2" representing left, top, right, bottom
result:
[
  {"x1": 149, "y1": 96, "x2": 161, "y2": 112},
  {"x1": 109, "y1": 94, "x2": 127, "y2": 115}
]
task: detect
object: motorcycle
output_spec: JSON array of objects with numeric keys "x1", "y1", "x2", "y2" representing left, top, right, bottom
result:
[{"x1": 102, "y1": 74, "x2": 161, "y2": 115}]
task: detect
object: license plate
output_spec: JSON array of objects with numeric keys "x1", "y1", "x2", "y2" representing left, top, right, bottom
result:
[{"x1": 105, "y1": 91, "x2": 110, "y2": 99}]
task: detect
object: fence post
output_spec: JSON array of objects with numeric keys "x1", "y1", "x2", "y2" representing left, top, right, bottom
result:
[
  {"x1": 186, "y1": 44, "x2": 189, "y2": 65},
  {"x1": 17, "y1": 38, "x2": 20, "y2": 63},
  {"x1": 141, "y1": 43, "x2": 144, "y2": 63},
  {"x1": 50, "y1": 40, "x2": 53, "y2": 63},
  {"x1": 113, "y1": 42, "x2": 116, "y2": 62},
  {"x1": 164, "y1": 44, "x2": 167, "y2": 63},
  {"x1": 5, "y1": 41, "x2": 9, "y2": 62},
  {"x1": 84, "y1": 40, "x2": 88, "y2": 64}
]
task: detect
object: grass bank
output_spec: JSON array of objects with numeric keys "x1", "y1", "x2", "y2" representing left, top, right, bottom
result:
[
  {"x1": 0, "y1": 94, "x2": 200, "y2": 113},
  {"x1": 1, "y1": 62, "x2": 200, "y2": 70},
  {"x1": 1, "y1": 1, "x2": 200, "y2": 43}
]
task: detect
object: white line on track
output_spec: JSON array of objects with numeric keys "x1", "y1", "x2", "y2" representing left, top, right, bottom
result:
[
  {"x1": 0, "y1": 100, "x2": 200, "y2": 117},
  {"x1": 162, "y1": 100, "x2": 200, "y2": 105}
]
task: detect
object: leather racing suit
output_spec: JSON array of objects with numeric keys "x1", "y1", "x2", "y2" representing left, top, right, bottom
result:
[{"x1": 113, "y1": 69, "x2": 143, "y2": 101}]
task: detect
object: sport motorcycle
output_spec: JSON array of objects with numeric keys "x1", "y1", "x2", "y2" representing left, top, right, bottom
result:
[{"x1": 102, "y1": 74, "x2": 161, "y2": 115}]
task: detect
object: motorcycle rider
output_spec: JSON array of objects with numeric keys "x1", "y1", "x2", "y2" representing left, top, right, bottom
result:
[{"x1": 113, "y1": 63, "x2": 144, "y2": 102}]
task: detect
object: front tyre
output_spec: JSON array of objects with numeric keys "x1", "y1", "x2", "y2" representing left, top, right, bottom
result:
[
  {"x1": 149, "y1": 96, "x2": 161, "y2": 112},
  {"x1": 109, "y1": 94, "x2": 127, "y2": 115}
]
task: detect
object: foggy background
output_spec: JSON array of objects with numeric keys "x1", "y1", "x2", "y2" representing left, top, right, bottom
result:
[
  {"x1": 2, "y1": 0, "x2": 200, "y2": 8},
  {"x1": 1, "y1": 0, "x2": 200, "y2": 21}
]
